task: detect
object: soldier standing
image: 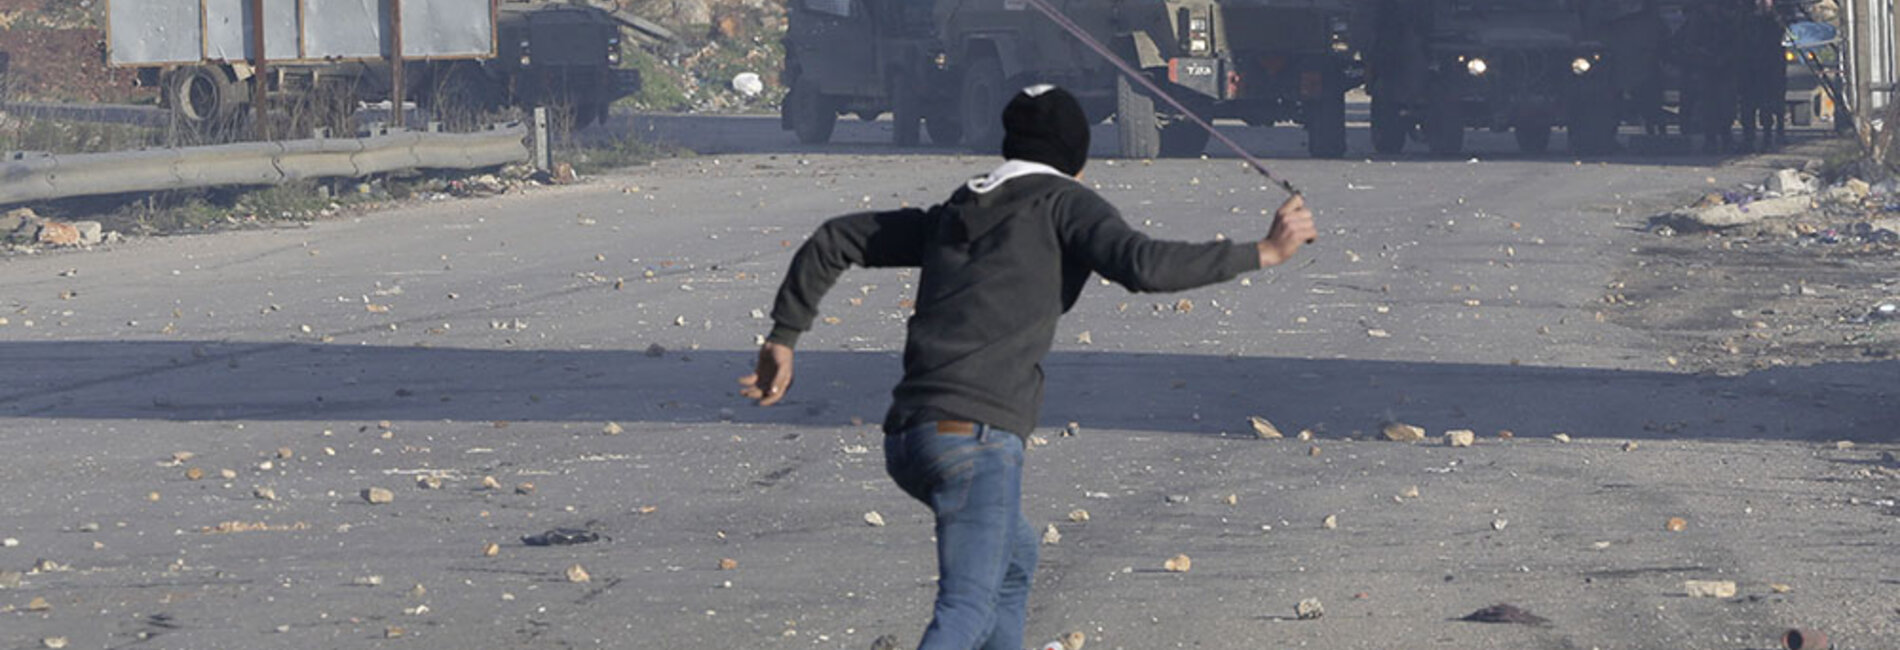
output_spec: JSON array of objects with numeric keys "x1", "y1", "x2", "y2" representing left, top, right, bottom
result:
[
  {"x1": 1678, "y1": 0, "x2": 1743, "y2": 152},
  {"x1": 1739, "y1": 0, "x2": 1790, "y2": 150}
]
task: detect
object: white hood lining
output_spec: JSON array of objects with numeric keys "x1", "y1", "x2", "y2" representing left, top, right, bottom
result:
[{"x1": 966, "y1": 160, "x2": 1071, "y2": 194}]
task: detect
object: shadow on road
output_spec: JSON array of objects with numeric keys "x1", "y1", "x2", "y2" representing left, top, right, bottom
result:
[{"x1": 0, "y1": 340, "x2": 1889, "y2": 443}]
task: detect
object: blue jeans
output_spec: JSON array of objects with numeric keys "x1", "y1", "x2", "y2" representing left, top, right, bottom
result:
[{"x1": 885, "y1": 421, "x2": 1038, "y2": 650}]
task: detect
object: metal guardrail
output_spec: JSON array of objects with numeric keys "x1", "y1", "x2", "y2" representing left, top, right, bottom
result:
[{"x1": 0, "y1": 125, "x2": 530, "y2": 205}]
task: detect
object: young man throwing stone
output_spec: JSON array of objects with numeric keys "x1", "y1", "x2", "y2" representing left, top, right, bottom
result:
[{"x1": 741, "y1": 84, "x2": 1316, "y2": 650}]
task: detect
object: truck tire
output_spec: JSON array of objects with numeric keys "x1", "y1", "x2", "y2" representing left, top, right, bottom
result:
[
  {"x1": 925, "y1": 106, "x2": 963, "y2": 146},
  {"x1": 892, "y1": 72, "x2": 922, "y2": 146},
  {"x1": 1117, "y1": 74, "x2": 1159, "y2": 159},
  {"x1": 788, "y1": 77, "x2": 837, "y2": 144},
  {"x1": 959, "y1": 55, "x2": 1008, "y2": 153},
  {"x1": 1159, "y1": 121, "x2": 1210, "y2": 157},
  {"x1": 1370, "y1": 94, "x2": 1406, "y2": 154},
  {"x1": 1514, "y1": 122, "x2": 1551, "y2": 154},
  {"x1": 1305, "y1": 92, "x2": 1348, "y2": 159},
  {"x1": 167, "y1": 65, "x2": 243, "y2": 127},
  {"x1": 1424, "y1": 83, "x2": 1463, "y2": 156}
]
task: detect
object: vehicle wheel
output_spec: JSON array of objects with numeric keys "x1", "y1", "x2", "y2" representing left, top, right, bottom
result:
[
  {"x1": 891, "y1": 72, "x2": 922, "y2": 146},
  {"x1": 788, "y1": 76, "x2": 837, "y2": 144},
  {"x1": 925, "y1": 105, "x2": 963, "y2": 146},
  {"x1": 1790, "y1": 100, "x2": 1813, "y2": 127},
  {"x1": 1370, "y1": 94, "x2": 1406, "y2": 154},
  {"x1": 1306, "y1": 91, "x2": 1348, "y2": 159},
  {"x1": 1116, "y1": 74, "x2": 1159, "y2": 159},
  {"x1": 1158, "y1": 120, "x2": 1210, "y2": 157},
  {"x1": 569, "y1": 93, "x2": 602, "y2": 129},
  {"x1": 1514, "y1": 122, "x2": 1551, "y2": 153},
  {"x1": 167, "y1": 65, "x2": 243, "y2": 127},
  {"x1": 959, "y1": 55, "x2": 1009, "y2": 153},
  {"x1": 1424, "y1": 82, "x2": 1463, "y2": 156}
]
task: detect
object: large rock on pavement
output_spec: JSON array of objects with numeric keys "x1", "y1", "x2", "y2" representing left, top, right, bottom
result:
[
  {"x1": 1767, "y1": 169, "x2": 1818, "y2": 196},
  {"x1": 71, "y1": 221, "x2": 103, "y2": 246},
  {"x1": 36, "y1": 221, "x2": 80, "y2": 246},
  {"x1": 1654, "y1": 195, "x2": 1812, "y2": 231}
]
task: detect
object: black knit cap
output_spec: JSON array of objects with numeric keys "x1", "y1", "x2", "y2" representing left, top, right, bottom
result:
[{"x1": 1001, "y1": 84, "x2": 1090, "y2": 176}]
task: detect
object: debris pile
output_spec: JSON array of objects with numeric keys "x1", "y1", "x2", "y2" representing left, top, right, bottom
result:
[
  {"x1": 1650, "y1": 167, "x2": 1900, "y2": 248},
  {"x1": 1, "y1": 207, "x2": 117, "y2": 251}
]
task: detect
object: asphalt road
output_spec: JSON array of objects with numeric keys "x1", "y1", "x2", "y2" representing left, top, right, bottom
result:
[{"x1": 0, "y1": 114, "x2": 1894, "y2": 650}]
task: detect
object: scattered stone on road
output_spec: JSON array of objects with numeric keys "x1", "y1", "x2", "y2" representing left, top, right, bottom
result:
[
  {"x1": 1683, "y1": 580, "x2": 1737, "y2": 598},
  {"x1": 864, "y1": 511, "x2": 885, "y2": 527},
  {"x1": 1067, "y1": 509, "x2": 1090, "y2": 523},
  {"x1": 1552, "y1": 433, "x2": 1573, "y2": 443},
  {"x1": 718, "y1": 558, "x2": 739, "y2": 570},
  {"x1": 1295, "y1": 597, "x2": 1325, "y2": 620},
  {"x1": 603, "y1": 422, "x2": 624, "y2": 436},
  {"x1": 362, "y1": 487, "x2": 394, "y2": 504},
  {"x1": 1322, "y1": 514, "x2": 1339, "y2": 529},
  {"x1": 1042, "y1": 524, "x2": 1061, "y2": 545},
  {"x1": 1249, "y1": 416, "x2": 1284, "y2": 439},
  {"x1": 1383, "y1": 422, "x2": 1426, "y2": 442},
  {"x1": 1666, "y1": 517, "x2": 1689, "y2": 532},
  {"x1": 1163, "y1": 554, "x2": 1192, "y2": 572},
  {"x1": 565, "y1": 564, "x2": 592, "y2": 583},
  {"x1": 1446, "y1": 429, "x2": 1476, "y2": 447}
]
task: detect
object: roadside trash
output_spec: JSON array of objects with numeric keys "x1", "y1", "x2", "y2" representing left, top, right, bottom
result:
[
  {"x1": 521, "y1": 527, "x2": 602, "y2": 546},
  {"x1": 732, "y1": 72, "x2": 764, "y2": 97},
  {"x1": 1782, "y1": 628, "x2": 1829, "y2": 650},
  {"x1": 1460, "y1": 603, "x2": 1550, "y2": 626},
  {"x1": 1038, "y1": 631, "x2": 1087, "y2": 650}
]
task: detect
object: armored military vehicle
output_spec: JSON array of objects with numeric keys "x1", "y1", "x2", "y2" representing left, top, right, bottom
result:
[
  {"x1": 782, "y1": 0, "x2": 1358, "y2": 158},
  {"x1": 445, "y1": 1, "x2": 647, "y2": 128},
  {"x1": 1358, "y1": 0, "x2": 1619, "y2": 155}
]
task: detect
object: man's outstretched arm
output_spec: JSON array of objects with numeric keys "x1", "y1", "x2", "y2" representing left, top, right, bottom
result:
[
  {"x1": 1062, "y1": 192, "x2": 1315, "y2": 293},
  {"x1": 742, "y1": 209, "x2": 931, "y2": 406}
]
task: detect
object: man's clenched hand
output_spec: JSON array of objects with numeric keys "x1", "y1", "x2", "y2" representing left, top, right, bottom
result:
[
  {"x1": 738, "y1": 341, "x2": 795, "y2": 406},
  {"x1": 1256, "y1": 194, "x2": 1317, "y2": 268}
]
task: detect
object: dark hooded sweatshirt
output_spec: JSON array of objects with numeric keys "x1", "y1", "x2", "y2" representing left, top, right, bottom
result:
[{"x1": 767, "y1": 168, "x2": 1260, "y2": 438}]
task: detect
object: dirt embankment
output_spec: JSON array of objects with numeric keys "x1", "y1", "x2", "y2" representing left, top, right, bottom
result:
[{"x1": 0, "y1": 1, "x2": 150, "y2": 104}]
